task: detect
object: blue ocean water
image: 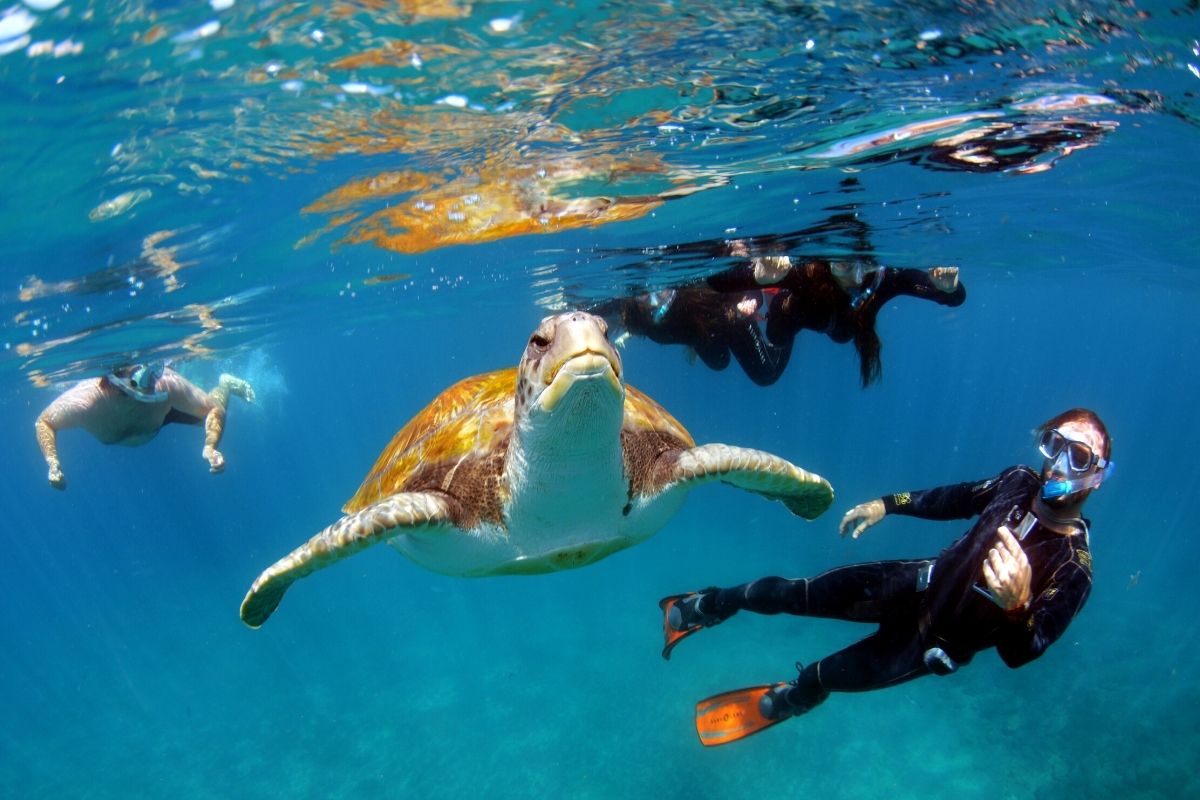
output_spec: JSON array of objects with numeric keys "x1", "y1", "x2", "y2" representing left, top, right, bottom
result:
[{"x1": 1, "y1": 0, "x2": 1198, "y2": 797}]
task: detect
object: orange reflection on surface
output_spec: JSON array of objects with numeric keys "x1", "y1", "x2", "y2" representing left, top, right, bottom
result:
[
  {"x1": 330, "y1": 0, "x2": 470, "y2": 20},
  {"x1": 304, "y1": 172, "x2": 436, "y2": 214},
  {"x1": 301, "y1": 155, "x2": 715, "y2": 254},
  {"x1": 141, "y1": 229, "x2": 188, "y2": 293},
  {"x1": 340, "y1": 174, "x2": 663, "y2": 254},
  {"x1": 328, "y1": 41, "x2": 467, "y2": 70}
]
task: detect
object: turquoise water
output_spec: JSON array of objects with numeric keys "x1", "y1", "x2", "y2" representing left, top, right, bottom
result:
[{"x1": 2, "y1": 0, "x2": 1198, "y2": 796}]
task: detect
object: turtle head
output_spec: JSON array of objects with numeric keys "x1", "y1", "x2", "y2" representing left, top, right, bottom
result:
[{"x1": 516, "y1": 312, "x2": 624, "y2": 422}]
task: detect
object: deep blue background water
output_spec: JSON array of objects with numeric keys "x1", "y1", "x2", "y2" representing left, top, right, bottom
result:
[{"x1": 2, "y1": 0, "x2": 1199, "y2": 797}]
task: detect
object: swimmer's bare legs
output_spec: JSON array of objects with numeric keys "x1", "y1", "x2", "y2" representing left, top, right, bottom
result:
[
  {"x1": 209, "y1": 373, "x2": 255, "y2": 406},
  {"x1": 203, "y1": 373, "x2": 255, "y2": 473}
]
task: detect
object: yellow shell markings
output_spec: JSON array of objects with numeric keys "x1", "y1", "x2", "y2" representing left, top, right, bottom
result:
[
  {"x1": 342, "y1": 367, "x2": 692, "y2": 514},
  {"x1": 622, "y1": 384, "x2": 694, "y2": 447},
  {"x1": 343, "y1": 368, "x2": 518, "y2": 513}
]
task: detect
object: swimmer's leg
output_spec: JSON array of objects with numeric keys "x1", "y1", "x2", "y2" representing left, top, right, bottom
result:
[
  {"x1": 208, "y1": 373, "x2": 255, "y2": 408},
  {"x1": 202, "y1": 373, "x2": 253, "y2": 473},
  {"x1": 710, "y1": 560, "x2": 930, "y2": 623}
]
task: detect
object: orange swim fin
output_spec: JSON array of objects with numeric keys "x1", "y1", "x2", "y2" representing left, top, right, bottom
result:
[
  {"x1": 694, "y1": 684, "x2": 787, "y2": 747},
  {"x1": 659, "y1": 594, "x2": 701, "y2": 660}
]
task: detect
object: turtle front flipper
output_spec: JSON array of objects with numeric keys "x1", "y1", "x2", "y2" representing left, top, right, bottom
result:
[
  {"x1": 240, "y1": 492, "x2": 455, "y2": 628},
  {"x1": 664, "y1": 443, "x2": 834, "y2": 520}
]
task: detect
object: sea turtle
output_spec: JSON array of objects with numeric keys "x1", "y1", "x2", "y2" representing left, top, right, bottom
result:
[{"x1": 240, "y1": 311, "x2": 833, "y2": 627}]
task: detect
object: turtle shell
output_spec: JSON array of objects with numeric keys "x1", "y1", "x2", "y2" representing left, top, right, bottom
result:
[{"x1": 342, "y1": 366, "x2": 693, "y2": 515}]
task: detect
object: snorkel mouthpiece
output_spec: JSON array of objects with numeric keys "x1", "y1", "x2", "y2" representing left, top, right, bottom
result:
[{"x1": 1042, "y1": 462, "x2": 1115, "y2": 499}]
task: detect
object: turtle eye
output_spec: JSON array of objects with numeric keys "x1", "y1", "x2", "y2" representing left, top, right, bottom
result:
[{"x1": 529, "y1": 333, "x2": 551, "y2": 348}]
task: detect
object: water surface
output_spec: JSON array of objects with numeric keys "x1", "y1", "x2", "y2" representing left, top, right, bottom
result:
[{"x1": 1, "y1": 0, "x2": 1197, "y2": 797}]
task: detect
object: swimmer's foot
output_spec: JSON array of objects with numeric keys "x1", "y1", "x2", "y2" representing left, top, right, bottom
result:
[
  {"x1": 758, "y1": 671, "x2": 829, "y2": 721},
  {"x1": 219, "y1": 373, "x2": 255, "y2": 402},
  {"x1": 659, "y1": 588, "x2": 730, "y2": 660},
  {"x1": 693, "y1": 669, "x2": 827, "y2": 747}
]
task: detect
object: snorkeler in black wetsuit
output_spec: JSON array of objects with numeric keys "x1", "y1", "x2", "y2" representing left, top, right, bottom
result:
[
  {"x1": 589, "y1": 256, "x2": 962, "y2": 388},
  {"x1": 589, "y1": 282, "x2": 792, "y2": 387},
  {"x1": 660, "y1": 408, "x2": 1113, "y2": 746},
  {"x1": 710, "y1": 258, "x2": 966, "y2": 386}
]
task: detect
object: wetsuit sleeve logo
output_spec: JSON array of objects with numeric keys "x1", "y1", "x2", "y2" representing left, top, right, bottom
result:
[{"x1": 893, "y1": 492, "x2": 911, "y2": 506}]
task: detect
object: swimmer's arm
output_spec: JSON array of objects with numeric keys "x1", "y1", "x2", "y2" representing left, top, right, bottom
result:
[
  {"x1": 34, "y1": 381, "x2": 99, "y2": 489},
  {"x1": 843, "y1": 469, "x2": 1024, "y2": 538},
  {"x1": 34, "y1": 414, "x2": 64, "y2": 488},
  {"x1": 881, "y1": 474, "x2": 1001, "y2": 521},
  {"x1": 877, "y1": 266, "x2": 966, "y2": 307},
  {"x1": 840, "y1": 476, "x2": 998, "y2": 538},
  {"x1": 163, "y1": 374, "x2": 227, "y2": 473}
]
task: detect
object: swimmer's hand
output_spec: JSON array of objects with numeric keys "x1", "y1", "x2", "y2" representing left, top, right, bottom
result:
[
  {"x1": 929, "y1": 266, "x2": 959, "y2": 293},
  {"x1": 204, "y1": 446, "x2": 226, "y2": 473},
  {"x1": 982, "y1": 525, "x2": 1032, "y2": 612},
  {"x1": 839, "y1": 499, "x2": 885, "y2": 539},
  {"x1": 47, "y1": 462, "x2": 66, "y2": 490}
]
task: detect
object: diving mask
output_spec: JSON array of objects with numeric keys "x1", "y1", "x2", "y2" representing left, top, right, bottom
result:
[
  {"x1": 1038, "y1": 429, "x2": 1114, "y2": 499},
  {"x1": 1038, "y1": 429, "x2": 1109, "y2": 474},
  {"x1": 108, "y1": 363, "x2": 167, "y2": 403}
]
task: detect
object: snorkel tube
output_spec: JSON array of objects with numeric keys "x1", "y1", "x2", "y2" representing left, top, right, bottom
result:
[
  {"x1": 1042, "y1": 462, "x2": 1115, "y2": 500},
  {"x1": 648, "y1": 289, "x2": 677, "y2": 323}
]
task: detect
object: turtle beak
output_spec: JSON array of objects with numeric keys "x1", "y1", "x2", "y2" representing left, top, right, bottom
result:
[{"x1": 539, "y1": 314, "x2": 623, "y2": 411}]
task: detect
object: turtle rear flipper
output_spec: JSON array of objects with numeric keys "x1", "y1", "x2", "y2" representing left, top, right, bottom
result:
[
  {"x1": 664, "y1": 443, "x2": 833, "y2": 520},
  {"x1": 240, "y1": 492, "x2": 455, "y2": 628}
]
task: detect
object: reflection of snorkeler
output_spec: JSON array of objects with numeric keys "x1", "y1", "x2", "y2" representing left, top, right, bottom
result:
[
  {"x1": 589, "y1": 283, "x2": 792, "y2": 387},
  {"x1": 34, "y1": 364, "x2": 255, "y2": 490},
  {"x1": 711, "y1": 258, "x2": 965, "y2": 387}
]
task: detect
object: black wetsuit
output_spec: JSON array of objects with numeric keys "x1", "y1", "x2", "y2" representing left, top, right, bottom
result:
[
  {"x1": 710, "y1": 466, "x2": 1093, "y2": 702},
  {"x1": 771, "y1": 265, "x2": 965, "y2": 344},
  {"x1": 709, "y1": 262, "x2": 963, "y2": 342},
  {"x1": 710, "y1": 262, "x2": 966, "y2": 386},
  {"x1": 592, "y1": 286, "x2": 792, "y2": 387}
]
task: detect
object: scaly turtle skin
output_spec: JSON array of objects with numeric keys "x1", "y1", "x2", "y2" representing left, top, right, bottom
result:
[{"x1": 240, "y1": 312, "x2": 833, "y2": 627}]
